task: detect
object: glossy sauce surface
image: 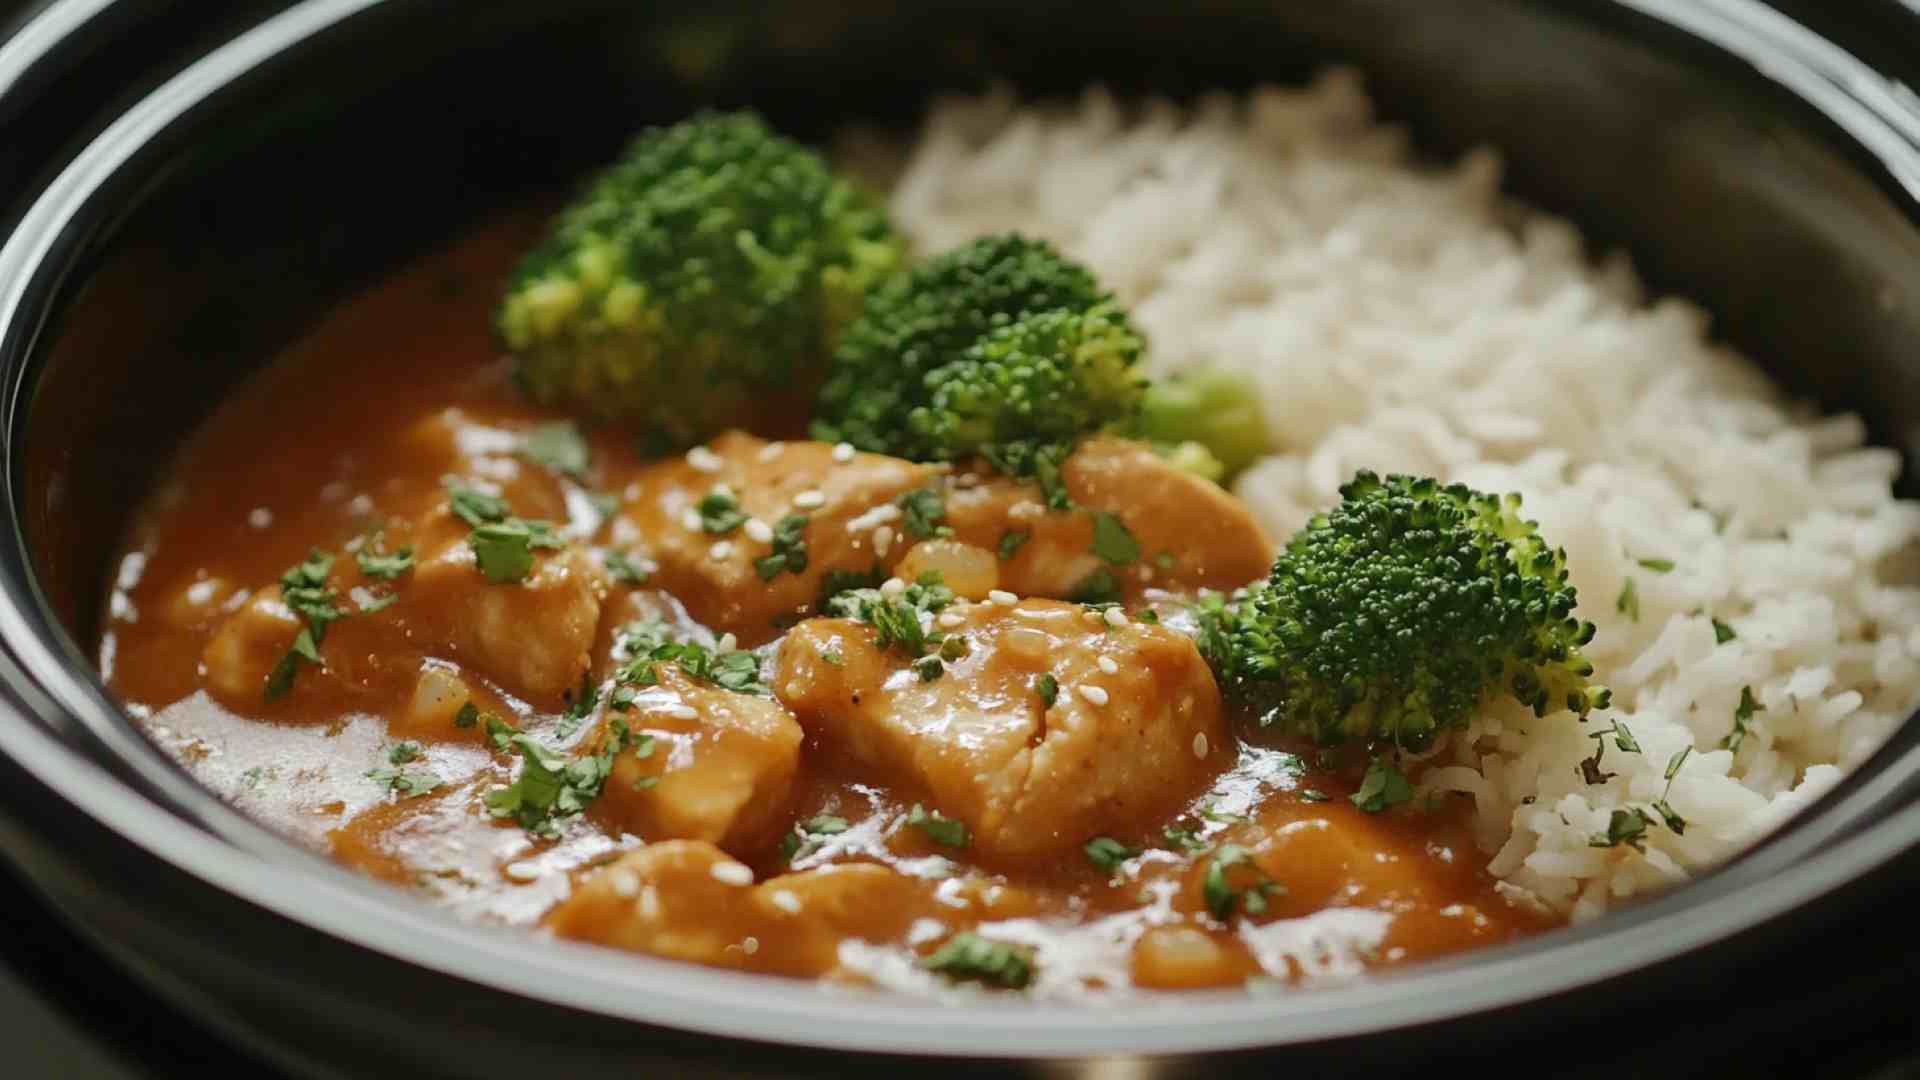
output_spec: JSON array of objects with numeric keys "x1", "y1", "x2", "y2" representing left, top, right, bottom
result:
[{"x1": 99, "y1": 218, "x2": 1556, "y2": 995}]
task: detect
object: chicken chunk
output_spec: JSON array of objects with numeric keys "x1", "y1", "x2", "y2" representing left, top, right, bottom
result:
[
  {"x1": 200, "y1": 504, "x2": 604, "y2": 712},
  {"x1": 773, "y1": 598, "x2": 1232, "y2": 858},
  {"x1": 546, "y1": 843, "x2": 990, "y2": 977},
  {"x1": 944, "y1": 436, "x2": 1274, "y2": 603},
  {"x1": 587, "y1": 665, "x2": 803, "y2": 852},
  {"x1": 618, "y1": 432, "x2": 939, "y2": 647}
]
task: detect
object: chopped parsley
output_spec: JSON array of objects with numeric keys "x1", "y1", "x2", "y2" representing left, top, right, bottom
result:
[
  {"x1": 907, "y1": 803, "x2": 969, "y2": 847},
  {"x1": 1084, "y1": 836, "x2": 1140, "y2": 871},
  {"x1": 387, "y1": 741, "x2": 423, "y2": 765},
  {"x1": 1202, "y1": 844, "x2": 1284, "y2": 920},
  {"x1": 264, "y1": 549, "x2": 345, "y2": 700},
  {"x1": 484, "y1": 732, "x2": 617, "y2": 838},
  {"x1": 1162, "y1": 826, "x2": 1208, "y2": 853},
  {"x1": 1580, "y1": 721, "x2": 1641, "y2": 786},
  {"x1": 1350, "y1": 757, "x2": 1413, "y2": 813},
  {"x1": 1090, "y1": 512, "x2": 1141, "y2": 566},
  {"x1": 1035, "y1": 672, "x2": 1059, "y2": 708},
  {"x1": 1636, "y1": 557, "x2": 1675, "y2": 574},
  {"x1": 922, "y1": 932, "x2": 1034, "y2": 990},
  {"x1": 454, "y1": 702, "x2": 480, "y2": 729},
  {"x1": 753, "y1": 513, "x2": 810, "y2": 581},
  {"x1": 1589, "y1": 807, "x2": 1653, "y2": 852},
  {"x1": 519, "y1": 420, "x2": 590, "y2": 479},
  {"x1": 820, "y1": 648, "x2": 845, "y2": 667},
  {"x1": 1069, "y1": 567, "x2": 1122, "y2": 606},
  {"x1": 446, "y1": 478, "x2": 511, "y2": 527},
  {"x1": 1653, "y1": 747, "x2": 1692, "y2": 835},
  {"x1": 1134, "y1": 607, "x2": 1159, "y2": 624},
  {"x1": 1712, "y1": 617, "x2": 1737, "y2": 644},
  {"x1": 1722, "y1": 685, "x2": 1764, "y2": 754},
  {"x1": 604, "y1": 549, "x2": 651, "y2": 585},
  {"x1": 555, "y1": 675, "x2": 601, "y2": 739},
  {"x1": 367, "y1": 765, "x2": 441, "y2": 798},
  {"x1": 1616, "y1": 577, "x2": 1640, "y2": 622},
  {"x1": 816, "y1": 565, "x2": 886, "y2": 609},
  {"x1": 823, "y1": 573, "x2": 954, "y2": 659},
  {"x1": 470, "y1": 518, "x2": 564, "y2": 584},
  {"x1": 997, "y1": 529, "x2": 1030, "y2": 560},
  {"x1": 897, "y1": 487, "x2": 950, "y2": 540},
  {"x1": 780, "y1": 813, "x2": 851, "y2": 861},
  {"x1": 355, "y1": 536, "x2": 415, "y2": 580},
  {"x1": 613, "y1": 619, "x2": 767, "y2": 696},
  {"x1": 697, "y1": 488, "x2": 747, "y2": 534}
]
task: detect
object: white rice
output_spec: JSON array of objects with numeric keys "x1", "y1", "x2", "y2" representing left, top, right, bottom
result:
[{"x1": 868, "y1": 68, "x2": 1920, "y2": 919}]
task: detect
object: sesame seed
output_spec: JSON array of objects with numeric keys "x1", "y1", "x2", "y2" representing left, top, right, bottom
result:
[
  {"x1": 686, "y1": 446, "x2": 724, "y2": 473},
  {"x1": 716, "y1": 632, "x2": 738, "y2": 653},
  {"x1": 680, "y1": 509, "x2": 703, "y2": 532},
  {"x1": 832, "y1": 442, "x2": 856, "y2": 463},
  {"x1": 1139, "y1": 566, "x2": 1155, "y2": 582},
  {"x1": 873, "y1": 525, "x2": 895, "y2": 558},
  {"x1": 845, "y1": 503, "x2": 901, "y2": 532},
  {"x1": 1008, "y1": 501, "x2": 1043, "y2": 521},
  {"x1": 1104, "y1": 607, "x2": 1128, "y2": 628},
  {"x1": 609, "y1": 868, "x2": 640, "y2": 898},
  {"x1": 247, "y1": 507, "x2": 273, "y2": 529},
  {"x1": 741, "y1": 936, "x2": 760, "y2": 956},
  {"x1": 1097, "y1": 656, "x2": 1119, "y2": 674},
  {"x1": 710, "y1": 861, "x2": 754, "y2": 886},
  {"x1": 792, "y1": 489, "x2": 827, "y2": 509},
  {"x1": 503, "y1": 861, "x2": 541, "y2": 883},
  {"x1": 938, "y1": 612, "x2": 965, "y2": 629},
  {"x1": 769, "y1": 889, "x2": 803, "y2": 914},
  {"x1": 711, "y1": 482, "x2": 736, "y2": 501},
  {"x1": 744, "y1": 518, "x2": 774, "y2": 543},
  {"x1": 954, "y1": 473, "x2": 981, "y2": 488},
  {"x1": 757, "y1": 442, "x2": 786, "y2": 463},
  {"x1": 662, "y1": 703, "x2": 698, "y2": 720},
  {"x1": 1083, "y1": 609, "x2": 1106, "y2": 625},
  {"x1": 1077, "y1": 685, "x2": 1109, "y2": 706},
  {"x1": 1193, "y1": 732, "x2": 1210, "y2": 759},
  {"x1": 988, "y1": 589, "x2": 1018, "y2": 605},
  {"x1": 709, "y1": 540, "x2": 734, "y2": 561},
  {"x1": 879, "y1": 577, "x2": 907, "y2": 598}
]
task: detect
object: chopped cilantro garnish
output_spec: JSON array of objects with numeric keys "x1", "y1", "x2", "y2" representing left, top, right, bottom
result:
[
  {"x1": 264, "y1": 549, "x2": 343, "y2": 700},
  {"x1": 355, "y1": 537, "x2": 415, "y2": 580},
  {"x1": 1069, "y1": 567, "x2": 1122, "y2": 605},
  {"x1": 897, "y1": 487, "x2": 950, "y2": 540},
  {"x1": 1616, "y1": 577, "x2": 1640, "y2": 621},
  {"x1": 922, "y1": 932, "x2": 1034, "y2": 990},
  {"x1": 1090, "y1": 512, "x2": 1141, "y2": 565},
  {"x1": 613, "y1": 620, "x2": 768, "y2": 696},
  {"x1": 587, "y1": 491, "x2": 620, "y2": 520},
  {"x1": 1162, "y1": 826, "x2": 1207, "y2": 853},
  {"x1": 997, "y1": 529, "x2": 1030, "y2": 560},
  {"x1": 1580, "y1": 721, "x2": 1642, "y2": 785},
  {"x1": 823, "y1": 573, "x2": 953, "y2": 659},
  {"x1": 1712, "y1": 617, "x2": 1737, "y2": 644},
  {"x1": 1351, "y1": 757, "x2": 1413, "y2": 813},
  {"x1": 484, "y1": 732, "x2": 613, "y2": 838},
  {"x1": 520, "y1": 420, "x2": 590, "y2": 479},
  {"x1": 906, "y1": 803, "x2": 969, "y2": 847},
  {"x1": 445, "y1": 478, "x2": 510, "y2": 527},
  {"x1": 605, "y1": 549, "x2": 651, "y2": 585},
  {"x1": 697, "y1": 488, "x2": 747, "y2": 534},
  {"x1": 1035, "y1": 672, "x2": 1059, "y2": 708},
  {"x1": 1202, "y1": 844, "x2": 1284, "y2": 920},
  {"x1": 1589, "y1": 807, "x2": 1652, "y2": 851},
  {"x1": 1084, "y1": 836, "x2": 1140, "y2": 871},
  {"x1": 820, "y1": 648, "x2": 845, "y2": 667},
  {"x1": 367, "y1": 766, "x2": 441, "y2": 798},
  {"x1": 1723, "y1": 686, "x2": 1764, "y2": 753},
  {"x1": 470, "y1": 518, "x2": 563, "y2": 584},
  {"x1": 753, "y1": 513, "x2": 810, "y2": 581},
  {"x1": 1134, "y1": 607, "x2": 1159, "y2": 624},
  {"x1": 483, "y1": 713, "x2": 520, "y2": 752},
  {"x1": 1636, "y1": 557, "x2": 1675, "y2": 574},
  {"x1": 555, "y1": 675, "x2": 601, "y2": 739},
  {"x1": 387, "y1": 741, "x2": 423, "y2": 765},
  {"x1": 1298, "y1": 789, "x2": 1330, "y2": 803},
  {"x1": 780, "y1": 813, "x2": 852, "y2": 861},
  {"x1": 454, "y1": 702, "x2": 479, "y2": 729}
]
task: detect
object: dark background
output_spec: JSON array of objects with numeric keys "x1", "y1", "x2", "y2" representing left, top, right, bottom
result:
[{"x1": 1, "y1": 1, "x2": 1918, "y2": 1076}]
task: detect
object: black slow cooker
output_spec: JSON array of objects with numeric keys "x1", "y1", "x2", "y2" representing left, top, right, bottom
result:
[{"x1": 1, "y1": 1, "x2": 1918, "y2": 1075}]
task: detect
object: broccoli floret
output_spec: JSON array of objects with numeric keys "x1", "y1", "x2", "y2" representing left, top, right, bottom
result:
[
  {"x1": 1136, "y1": 370, "x2": 1272, "y2": 482},
  {"x1": 498, "y1": 111, "x2": 901, "y2": 446},
  {"x1": 812, "y1": 234, "x2": 1143, "y2": 486},
  {"x1": 1205, "y1": 470, "x2": 1609, "y2": 749}
]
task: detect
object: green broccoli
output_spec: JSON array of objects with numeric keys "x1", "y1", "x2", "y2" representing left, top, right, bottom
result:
[
  {"x1": 1137, "y1": 370, "x2": 1273, "y2": 482},
  {"x1": 811, "y1": 234, "x2": 1143, "y2": 492},
  {"x1": 498, "y1": 111, "x2": 902, "y2": 446},
  {"x1": 1204, "y1": 470, "x2": 1609, "y2": 750}
]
